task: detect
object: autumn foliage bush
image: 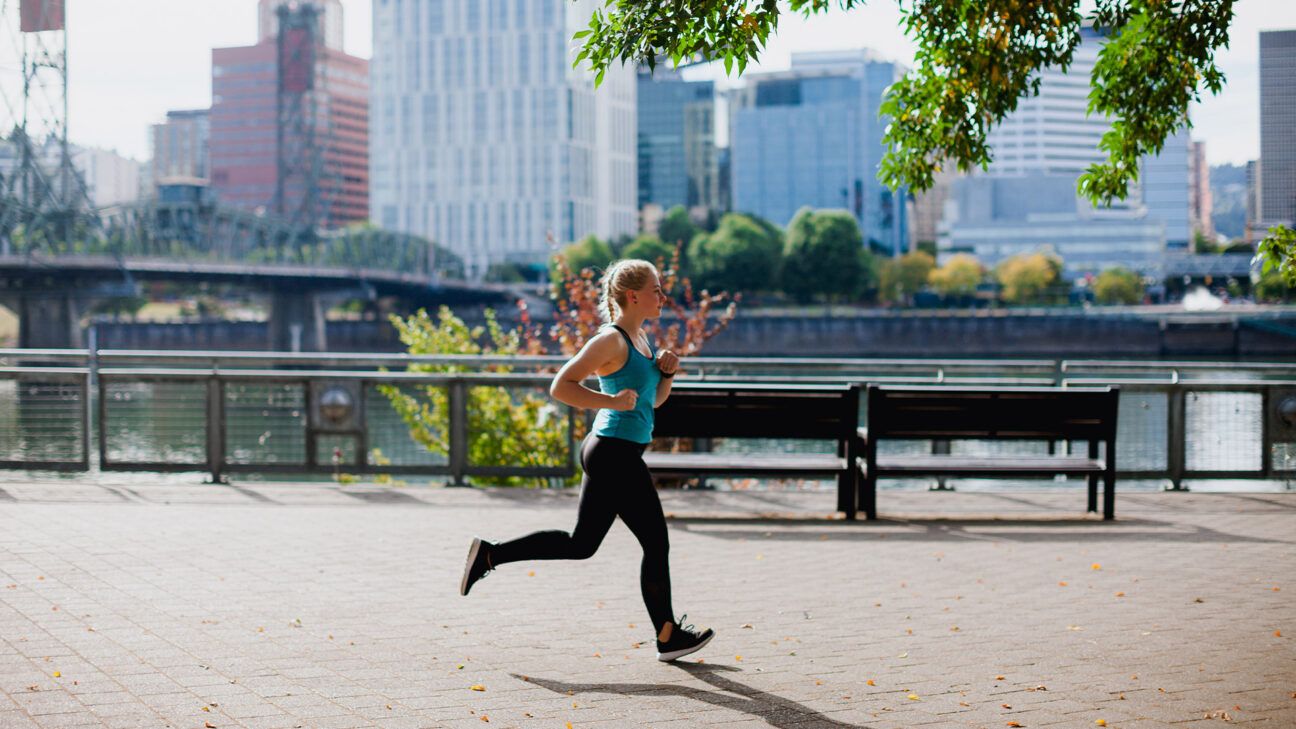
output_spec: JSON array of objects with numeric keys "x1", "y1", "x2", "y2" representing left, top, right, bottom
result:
[{"x1": 381, "y1": 243, "x2": 739, "y2": 487}]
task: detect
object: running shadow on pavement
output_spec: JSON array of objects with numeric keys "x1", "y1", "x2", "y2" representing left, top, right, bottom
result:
[{"x1": 512, "y1": 664, "x2": 870, "y2": 728}]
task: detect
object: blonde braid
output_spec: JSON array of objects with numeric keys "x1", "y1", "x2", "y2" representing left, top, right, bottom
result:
[{"x1": 600, "y1": 265, "x2": 619, "y2": 324}]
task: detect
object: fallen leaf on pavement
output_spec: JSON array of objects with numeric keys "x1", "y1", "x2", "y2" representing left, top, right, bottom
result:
[{"x1": 470, "y1": 685, "x2": 485, "y2": 691}]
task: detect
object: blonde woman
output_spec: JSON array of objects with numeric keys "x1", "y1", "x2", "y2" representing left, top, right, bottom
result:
[{"x1": 459, "y1": 259, "x2": 714, "y2": 662}]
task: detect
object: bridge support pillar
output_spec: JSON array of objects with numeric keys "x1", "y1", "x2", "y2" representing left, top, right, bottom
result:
[
  {"x1": 16, "y1": 292, "x2": 83, "y2": 349},
  {"x1": 268, "y1": 291, "x2": 328, "y2": 352}
]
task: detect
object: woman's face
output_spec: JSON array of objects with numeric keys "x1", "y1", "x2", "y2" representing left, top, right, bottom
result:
[{"x1": 626, "y1": 272, "x2": 667, "y2": 318}]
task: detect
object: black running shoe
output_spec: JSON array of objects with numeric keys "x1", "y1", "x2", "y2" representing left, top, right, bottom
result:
[
  {"x1": 655, "y1": 614, "x2": 715, "y2": 662},
  {"x1": 459, "y1": 537, "x2": 494, "y2": 596}
]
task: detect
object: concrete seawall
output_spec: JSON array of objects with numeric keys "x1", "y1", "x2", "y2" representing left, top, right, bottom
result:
[{"x1": 91, "y1": 310, "x2": 1296, "y2": 359}]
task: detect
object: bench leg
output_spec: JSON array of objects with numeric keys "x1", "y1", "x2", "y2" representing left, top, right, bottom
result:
[
  {"x1": 1087, "y1": 441, "x2": 1099, "y2": 513},
  {"x1": 861, "y1": 473, "x2": 877, "y2": 520},
  {"x1": 837, "y1": 471, "x2": 856, "y2": 521},
  {"x1": 1104, "y1": 471, "x2": 1115, "y2": 521}
]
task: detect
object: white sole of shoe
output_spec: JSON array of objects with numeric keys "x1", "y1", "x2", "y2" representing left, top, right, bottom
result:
[
  {"x1": 459, "y1": 537, "x2": 482, "y2": 596},
  {"x1": 656, "y1": 631, "x2": 714, "y2": 662}
]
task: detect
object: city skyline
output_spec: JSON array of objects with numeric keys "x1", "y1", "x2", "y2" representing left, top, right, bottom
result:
[{"x1": 43, "y1": 0, "x2": 1296, "y2": 167}]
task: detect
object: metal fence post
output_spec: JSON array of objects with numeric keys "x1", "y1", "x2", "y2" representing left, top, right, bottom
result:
[
  {"x1": 206, "y1": 375, "x2": 226, "y2": 484},
  {"x1": 1167, "y1": 388, "x2": 1187, "y2": 491},
  {"x1": 86, "y1": 326, "x2": 97, "y2": 470},
  {"x1": 449, "y1": 379, "x2": 468, "y2": 487}
]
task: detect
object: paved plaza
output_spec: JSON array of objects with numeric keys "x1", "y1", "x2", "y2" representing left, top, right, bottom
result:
[{"x1": 0, "y1": 479, "x2": 1293, "y2": 728}]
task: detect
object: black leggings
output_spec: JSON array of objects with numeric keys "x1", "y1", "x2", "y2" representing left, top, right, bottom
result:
[{"x1": 489, "y1": 434, "x2": 674, "y2": 633}]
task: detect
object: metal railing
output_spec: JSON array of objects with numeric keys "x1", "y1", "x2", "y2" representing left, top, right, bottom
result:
[{"x1": 0, "y1": 349, "x2": 1291, "y2": 488}]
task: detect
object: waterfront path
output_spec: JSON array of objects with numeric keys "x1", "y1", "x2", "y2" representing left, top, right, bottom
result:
[{"x1": 1, "y1": 481, "x2": 1293, "y2": 728}]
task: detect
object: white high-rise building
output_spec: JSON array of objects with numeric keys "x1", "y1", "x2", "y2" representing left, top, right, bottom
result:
[
  {"x1": 73, "y1": 146, "x2": 141, "y2": 209},
  {"x1": 941, "y1": 24, "x2": 1193, "y2": 275},
  {"x1": 984, "y1": 27, "x2": 1109, "y2": 176},
  {"x1": 370, "y1": 0, "x2": 637, "y2": 279}
]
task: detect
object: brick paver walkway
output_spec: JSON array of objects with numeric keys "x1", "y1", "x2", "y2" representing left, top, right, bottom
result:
[{"x1": 1, "y1": 481, "x2": 1293, "y2": 728}]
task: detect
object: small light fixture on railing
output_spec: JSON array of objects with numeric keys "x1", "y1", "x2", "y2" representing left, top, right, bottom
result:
[
  {"x1": 319, "y1": 386, "x2": 354, "y2": 424},
  {"x1": 1279, "y1": 397, "x2": 1296, "y2": 429}
]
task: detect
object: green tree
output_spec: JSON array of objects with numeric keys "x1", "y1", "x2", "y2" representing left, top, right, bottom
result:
[
  {"x1": 553, "y1": 234, "x2": 613, "y2": 280},
  {"x1": 996, "y1": 252, "x2": 1061, "y2": 305},
  {"x1": 878, "y1": 251, "x2": 935, "y2": 305},
  {"x1": 687, "y1": 213, "x2": 782, "y2": 294},
  {"x1": 1092, "y1": 267, "x2": 1144, "y2": 305},
  {"x1": 928, "y1": 254, "x2": 983, "y2": 298},
  {"x1": 658, "y1": 205, "x2": 701, "y2": 249},
  {"x1": 1254, "y1": 267, "x2": 1296, "y2": 304},
  {"x1": 781, "y1": 209, "x2": 866, "y2": 303},
  {"x1": 1192, "y1": 230, "x2": 1221, "y2": 255},
  {"x1": 380, "y1": 307, "x2": 572, "y2": 487},
  {"x1": 856, "y1": 247, "x2": 881, "y2": 301},
  {"x1": 622, "y1": 233, "x2": 674, "y2": 265},
  {"x1": 484, "y1": 262, "x2": 525, "y2": 283},
  {"x1": 1257, "y1": 225, "x2": 1296, "y2": 289},
  {"x1": 575, "y1": 1, "x2": 1235, "y2": 207}
]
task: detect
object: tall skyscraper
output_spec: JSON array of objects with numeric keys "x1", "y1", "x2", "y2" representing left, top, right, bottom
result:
[
  {"x1": 1140, "y1": 129, "x2": 1192, "y2": 250},
  {"x1": 150, "y1": 109, "x2": 210, "y2": 188},
  {"x1": 369, "y1": 0, "x2": 637, "y2": 279},
  {"x1": 637, "y1": 66, "x2": 718, "y2": 213},
  {"x1": 1259, "y1": 29, "x2": 1296, "y2": 229},
  {"x1": 941, "y1": 23, "x2": 1193, "y2": 275},
  {"x1": 1188, "y1": 140, "x2": 1213, "y2": 240},
  {"x1": 1246, "y1": 159, "x2": 1262, "y2": 243},
  {"x1": 728, "y1": 50, "x2": 908, "y2": 255},
  {"x1": 72, "y1": 146, "x2": 141, "y2": 209},
  {"x1": 983, "y1": 26, "x2": 1118, "y2": 176},
  {"x1": 210, "y1": 0, "x2": 368, "y2": 227}
]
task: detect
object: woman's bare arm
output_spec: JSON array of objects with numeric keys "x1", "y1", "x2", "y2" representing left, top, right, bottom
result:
[
  {"x1": 653, "y1": 350, "x2": 679, "y2": 408},
  {"x1": 549, "y1": 332, "x2": 631, "y2": 410}
]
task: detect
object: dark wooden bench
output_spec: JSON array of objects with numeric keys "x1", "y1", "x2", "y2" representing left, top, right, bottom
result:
[
  {"x1": 645, "y1": 382, "x2": 863, "y2": 519},
  {"x1": 860, "y1": 385, "x2": 1120, "y2": 520}
]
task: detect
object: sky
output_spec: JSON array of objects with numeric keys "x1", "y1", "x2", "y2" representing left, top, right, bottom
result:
[{"x1": 8, "y1": 0, "x2": 1294, "y2": 167}]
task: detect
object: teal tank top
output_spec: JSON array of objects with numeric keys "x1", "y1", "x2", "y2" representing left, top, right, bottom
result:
[{"x1": 591, "y1": 324, "x2": 662, "y2": 444}]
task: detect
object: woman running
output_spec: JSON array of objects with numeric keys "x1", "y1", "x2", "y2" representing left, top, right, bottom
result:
[{"x1": 458, "y1": 258, "x2": 714, "y2": 662}]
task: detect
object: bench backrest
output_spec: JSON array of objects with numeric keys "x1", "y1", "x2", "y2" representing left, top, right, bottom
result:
[
  {"x1": 867, "y1": 385, "x2": 1118, "y2": 441},
  {"x1": 655, "y1": 383, "x2": 860, "y2": 440}
]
